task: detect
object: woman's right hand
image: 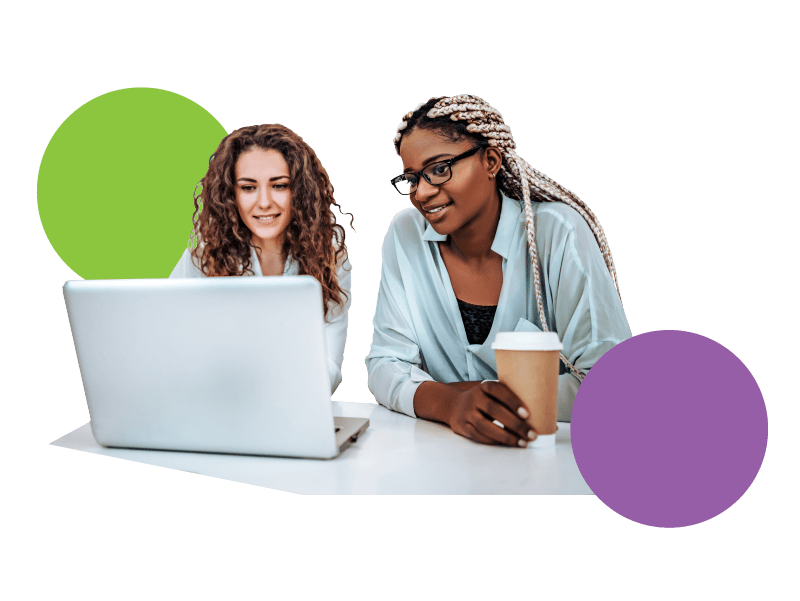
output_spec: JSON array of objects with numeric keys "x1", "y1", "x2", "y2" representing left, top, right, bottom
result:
[{"x1": 446, "y1": 381, "x2": 537, "y2": 447}]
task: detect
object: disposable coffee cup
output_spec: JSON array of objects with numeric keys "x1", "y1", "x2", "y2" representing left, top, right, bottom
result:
[{"x1": 491, "y1": 332, "x2": 562, "y2": 447}]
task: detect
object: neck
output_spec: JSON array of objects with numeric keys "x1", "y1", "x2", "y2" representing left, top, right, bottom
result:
[
  {"x1": 448, "y1": 189, "x2": 502, "y2": 259},
  {"x1": 252, "y1": 234, "x2": 286, "y2": 275},
  {"x1": 252, "y1": 232, "x2": 285, "y2": 256}
]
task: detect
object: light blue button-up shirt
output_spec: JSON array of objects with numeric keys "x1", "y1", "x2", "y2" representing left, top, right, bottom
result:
[{"x1": 365, "y1": 193, "x2": 631, "y2": 421}]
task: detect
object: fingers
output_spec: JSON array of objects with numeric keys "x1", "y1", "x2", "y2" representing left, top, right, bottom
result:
[
  {"x1": 450, "y1": 384, "x2": 537, "y2": 447},
  {"x1": 480, "y1": 405, "x2": 536, "y2": 443},
  {"x1": 478, "y1": 382, "x2": 536, "y2": 442},
  {"x1": 469, "y1": 416, "x2": 528, "y2": 448},
  {"x1": 480, "y1": 381, "x2": 531, "y2": 420},
  {"x1": 463, "y1": 422, "x2": 498, "y2": 446}
]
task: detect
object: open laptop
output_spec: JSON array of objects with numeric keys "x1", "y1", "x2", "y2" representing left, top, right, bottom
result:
[{"x1": 63, "y1": 276, "x2": 368, "y2": 460}]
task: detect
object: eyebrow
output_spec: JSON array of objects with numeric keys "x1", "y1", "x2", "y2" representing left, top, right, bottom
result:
[
  {"x1": 236, "y1": 175, "x2": 290, "y2": 183},
  {"x1": 403, "y1": 153, "x2": 453, "y2": 173}
]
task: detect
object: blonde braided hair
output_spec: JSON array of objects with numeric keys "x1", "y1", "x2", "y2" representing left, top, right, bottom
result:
[{"x1": 395, "y1": 95, "x2": 622, "y2": 381}]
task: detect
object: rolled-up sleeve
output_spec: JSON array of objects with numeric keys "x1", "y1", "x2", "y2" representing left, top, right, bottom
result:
[
  {"x1": 535, "y1": 205, "x2": 632, "y2": 421},
  {"x1": 365, "y1": 223, "x2": 433, "y2": 417},
  {"x1": 325, "y1": 256, "x2": 351, "y2": 394}
]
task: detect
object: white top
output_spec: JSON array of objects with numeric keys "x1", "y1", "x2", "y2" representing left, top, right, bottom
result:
[
  {"x1": 366, "y1": 193, "x2": 632, "y2": 421},
  {"x1": 170, "y1": 246, "x2": 351, "y2": 394}
]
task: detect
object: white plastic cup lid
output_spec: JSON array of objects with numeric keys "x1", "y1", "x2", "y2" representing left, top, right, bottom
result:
[{"x1": 491, "y1": 331, "x2": 563, "y2": 351}]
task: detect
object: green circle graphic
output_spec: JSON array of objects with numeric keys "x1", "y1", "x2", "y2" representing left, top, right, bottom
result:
[{"x1": 38, "y1": 88, "x2": 227, "y2": 279}]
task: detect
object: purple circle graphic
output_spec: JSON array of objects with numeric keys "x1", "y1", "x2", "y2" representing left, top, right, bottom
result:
[{"x1": 572, "y1": 330, "x2": 768, "y2": 528}]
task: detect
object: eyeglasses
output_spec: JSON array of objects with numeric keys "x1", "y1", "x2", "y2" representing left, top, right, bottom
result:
[{"x1": 390, "y1": 145, "x2": 486, "y2": 195}]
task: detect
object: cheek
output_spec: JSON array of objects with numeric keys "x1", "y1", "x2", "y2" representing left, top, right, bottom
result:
[
  {"x1": 234, "y1": 197, "x2": 245, "y2": 219},
  {"x1": 281, "y1": 193, "x2": 294, "y2": 216},
  {"x1": 234, "y1": 192, "x2": 251, "y2": 214},
  {"x1": 461, "y1": 164, "x2": 482, "y2": 187},
  {"x1": 452, "y1": 170, "x2": 488, "y2": 202}
]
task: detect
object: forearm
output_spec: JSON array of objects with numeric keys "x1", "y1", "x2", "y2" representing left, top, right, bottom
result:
[{"x1": 447, "y1": 381, "x2": 483, "y2": 391}]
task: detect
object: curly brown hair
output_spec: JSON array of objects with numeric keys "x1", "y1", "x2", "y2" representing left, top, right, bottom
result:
[{"x1": 189, "y1": 124, "x2": 352, "y2": 316}]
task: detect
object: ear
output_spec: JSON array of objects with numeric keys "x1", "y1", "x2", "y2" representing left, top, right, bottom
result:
[{"x1": 483, "y1": 146, "x2": 503, "y2": 177}]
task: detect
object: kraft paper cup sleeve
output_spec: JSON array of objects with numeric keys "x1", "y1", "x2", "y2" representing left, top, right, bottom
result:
[{"x1": 491, "y1": 331, "x2": 563, "y2": 351}]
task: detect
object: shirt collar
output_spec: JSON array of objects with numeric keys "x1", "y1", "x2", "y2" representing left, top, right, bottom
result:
[{"x1": 421, "y1": 192, "x2": 522, "y2": 260}]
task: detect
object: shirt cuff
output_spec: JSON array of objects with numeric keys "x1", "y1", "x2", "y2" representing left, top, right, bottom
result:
[{"x1": 395, "y1": 368, "x2": 434, "y2": 418}]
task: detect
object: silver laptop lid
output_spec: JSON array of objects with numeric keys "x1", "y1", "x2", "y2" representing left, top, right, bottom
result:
[{"x1": 63, "y1": 276, "x2": 340, "y2": 459}]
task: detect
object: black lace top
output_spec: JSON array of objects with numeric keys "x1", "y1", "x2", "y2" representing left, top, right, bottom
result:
[{"x1": 456, "y1": 298, "x2": 498, "y2": 345}]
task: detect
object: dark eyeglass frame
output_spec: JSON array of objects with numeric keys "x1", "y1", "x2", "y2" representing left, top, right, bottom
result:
[{"x1": 390, "y1": 145, "x2": 487, "y2": 195}]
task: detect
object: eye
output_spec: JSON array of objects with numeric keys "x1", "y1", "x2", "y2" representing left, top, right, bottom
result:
[
  {"x1": 241, "y1": 185, "x2": 256, "y2": 192},
  {"x1": 431, "y1": 163, "x2": 448, "y2": 177},
  {"x1": 406, "y1": 174, "x2": 419, "y2": 186},
  {"x1": 273, "y1": 183, "x2": 289, "y2": 190}
]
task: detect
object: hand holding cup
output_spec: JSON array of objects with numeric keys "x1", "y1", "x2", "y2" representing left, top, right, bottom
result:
[{"x1": 446, "y1": 381, "x2": 537, "y2": 447}]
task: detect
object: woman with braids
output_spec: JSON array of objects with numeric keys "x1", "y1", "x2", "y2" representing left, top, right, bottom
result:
[
  {"x1": 170, "y1": 124, "x2": 352, "y2": 393},
  {"x1": 366, "y1": 95, "x2": 631, "y2": 446}
]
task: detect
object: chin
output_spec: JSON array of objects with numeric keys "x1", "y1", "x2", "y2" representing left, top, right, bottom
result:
[
  {"x1": 251, "y1": 227, "x2": 287, "y2": 243},
  {"x1": 428, "y1": 220, "x2": 458, "y2": 236}
]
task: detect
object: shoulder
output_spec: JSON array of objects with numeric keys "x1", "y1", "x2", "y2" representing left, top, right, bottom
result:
[
  {"x1": 389, "y1": 207, "x2": 426, "y2": 235},
  {"x1": 382, "y1": 208, "x2": 427, "y2": 250},
  {"x1": 170, "y1": 247, "x2": 205, "y2": 278},
  {"x1": 535, "y1": 201, "x2": 583, "y2": 229},
  {"x1": 533, "y1": 201, "x2": 596, "y2": 243},
  {"x1": 379, "y1": 208, "x2": 431, "y2": 271}
]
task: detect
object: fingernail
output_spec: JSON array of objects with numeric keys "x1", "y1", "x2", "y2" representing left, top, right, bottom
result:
[
  {"x1": 518, "y1": 407, "x2": 529, "y2": 418},
  {"x1": 518, "y1": 439, "x2": 527, "y2": 448},
  {"x1": 528, "y1": 430, "x2": 536, "y2": 440}
]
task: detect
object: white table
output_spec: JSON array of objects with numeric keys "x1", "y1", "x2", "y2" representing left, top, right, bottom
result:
[{"x1": 51, "y1": 401, "x2": 592, "y2": 494}]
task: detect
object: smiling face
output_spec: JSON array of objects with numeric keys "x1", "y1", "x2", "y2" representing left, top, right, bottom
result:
[
  {"x1": 234, "y1": 147, "x2": 293, "y2": 251},
  {"x1": 398, "y1": 128, "x2": 501, "y2": 237}
]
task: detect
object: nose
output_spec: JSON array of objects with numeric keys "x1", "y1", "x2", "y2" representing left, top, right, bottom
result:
[
  {"x1": 257, "y1": 185, "x2": 272, "y2": 209},
  {"x1": 413, "y1": 177, "x2": 439, "y2": 203}
]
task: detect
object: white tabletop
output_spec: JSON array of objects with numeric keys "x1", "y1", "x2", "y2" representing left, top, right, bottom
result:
[{"x1": 51, "y1": 401, "x2": 592, "y2": 494}]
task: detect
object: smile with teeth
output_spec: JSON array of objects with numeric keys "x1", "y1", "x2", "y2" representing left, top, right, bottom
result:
[
  {"x1": 254, "y1": 214, "x2": 280, "y2": 222},
  {"x1": 425, "y1": 202, "x2": 453, "y2": 214}
]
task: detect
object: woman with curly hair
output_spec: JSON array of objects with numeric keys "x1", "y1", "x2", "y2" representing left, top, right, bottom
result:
[
  {"x1": 171, "y1": 124, "x2": 352, "y2": 393},
  {"x1": 366, "y1": 95, "x2": 631, "y2": 446}
]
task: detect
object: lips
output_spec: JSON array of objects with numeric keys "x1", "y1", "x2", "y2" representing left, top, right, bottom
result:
[
  {"x1": 423, "y1": 201, "x2": 453, "y2": 215},
  {"x1": 254, "y1": 214, "x2": 280, "y2": 222}
]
